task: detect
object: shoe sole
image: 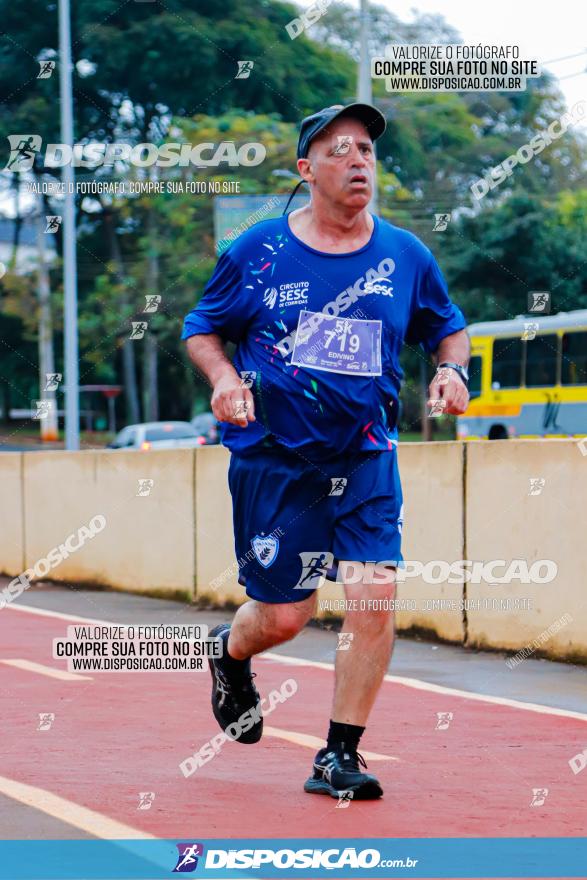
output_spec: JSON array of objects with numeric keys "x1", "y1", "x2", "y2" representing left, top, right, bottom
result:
[
  {"x1": 303, "y1": 777, "x2": 383, "y2": 800},
  {"x1": 208, "y1": 646, "x2": 263, "y2": 745}
]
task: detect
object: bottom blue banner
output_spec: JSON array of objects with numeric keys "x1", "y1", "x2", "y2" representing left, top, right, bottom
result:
[{"x1": 0, "y1": 837, "x2": 584, "y2": 879}]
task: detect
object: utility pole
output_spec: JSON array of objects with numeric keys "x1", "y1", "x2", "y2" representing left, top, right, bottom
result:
[
  {"x1": 59, "y1": 0, "x2": 79, "y2": 449},
  {"x1": 36, "y1": 205, "x2": 58, "y2": 441},
  {"x1": 358, "y1": 0, "x2": 377, "y2": 214}
]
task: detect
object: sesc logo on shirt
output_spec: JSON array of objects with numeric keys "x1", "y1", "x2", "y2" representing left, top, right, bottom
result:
[
  {"x1": 263, "y1": 281, "x2": 309, "y2": 310},
  {"x1": 363, "y1": 277, "x2": 394, "y2": 297},
  {"x1": 263, "y1": 287, "x2": 278, "y2": 308}
]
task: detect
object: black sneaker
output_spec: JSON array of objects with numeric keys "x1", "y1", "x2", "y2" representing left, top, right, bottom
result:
[
  {"x1": 208, "y1": 624, "x2": 263, "y2": 744},
  {"x1": 304, "y1": 745, "x2": 383, "y2": 799}
]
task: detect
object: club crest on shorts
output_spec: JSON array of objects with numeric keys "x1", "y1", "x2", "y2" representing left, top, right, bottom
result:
[{"x1": 251, "y1": 534, "x2": 279, "y2": 568}]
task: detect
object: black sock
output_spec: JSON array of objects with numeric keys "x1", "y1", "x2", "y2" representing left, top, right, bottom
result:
[
  {"x1": 218, "y1": 628, "x2": 250, "y2": 675},
  {"x1": 326, "y1": 720, "x2": 365, "y2": 753}
]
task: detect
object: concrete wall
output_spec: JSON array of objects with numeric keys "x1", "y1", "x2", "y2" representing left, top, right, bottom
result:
[
  {"x1": 0, "y1": 453, "x2": 25, "y2": 575},
  {"x1": 465, "y1": 439, "x2": 587, "y2": 662},
  {"x1": 18, "y1": 449, "x2": 195, "y2": 595},
  {"x1": 395, "y1": 442, "x2": 465, "y2": 643},
  {"x1": 1, "y1": 440, "x2": 586, "y2": 661},
  {"x1": 194, "y1": 446, "x2": 241, "y2": 605}
]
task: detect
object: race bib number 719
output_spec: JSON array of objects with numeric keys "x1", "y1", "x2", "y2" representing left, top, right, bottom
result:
[{"x1": 291, "y1": 310, "x2": 382, "y2": 376}]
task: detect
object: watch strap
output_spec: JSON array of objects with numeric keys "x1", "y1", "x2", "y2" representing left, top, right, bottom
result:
[{"x1": 437, "y1": 362, "x2": 469, "y2": 387}]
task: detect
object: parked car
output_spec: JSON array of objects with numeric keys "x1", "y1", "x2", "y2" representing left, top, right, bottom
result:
[
  {"x1": 190, "y1": 412, "x2": 220, "y2": 445},
  {"x1": 107, "y1": 421, "x2": 205, "y2": 450}
]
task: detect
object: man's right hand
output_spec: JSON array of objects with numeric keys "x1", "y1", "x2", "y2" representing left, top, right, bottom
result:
[{"x1": 211, "y1": 371, "x2": 256, "y2": 428}]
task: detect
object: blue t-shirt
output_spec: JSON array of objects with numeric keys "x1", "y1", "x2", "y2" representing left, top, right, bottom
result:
[{"x1": 181, "y1": 214, "x2": 466, "y2": 461}]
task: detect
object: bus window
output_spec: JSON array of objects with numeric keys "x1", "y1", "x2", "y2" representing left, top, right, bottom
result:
[
  {"x1": 492, "y1": 338, "x2": 523, "y2": 389},
  {"x1": 561, "y1": 332, "x2": 587, "y2": 385},
  {"x1": 525, "y1": 334, "x2": 559, "y2": 387},
  {"x1": 468, "y1": 355, "x2": 482, "y2": 398}
]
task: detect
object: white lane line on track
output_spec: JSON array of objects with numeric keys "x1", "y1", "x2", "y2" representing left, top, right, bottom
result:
[
  {"x1": 7, "y1": 603, "x2": 587, "y2": 723},
  {"x1": 0, "y1": 658, "x2": 92, "y2": 681},
  {"x1": 264, "y1": 726, "x2": 397, "y2": 761},
  {"x1": 0, "y1": 774, "x2": 155, "y2": 838},
  {"x1": 4, "y1": 603, "x2": 115, "y2": 625},
  {"x1": 0, "y1": 774, "x2": 260, "y2": 879},
  {"x1": 261, "y1": 652, "x2": 587, "y2": 722}
]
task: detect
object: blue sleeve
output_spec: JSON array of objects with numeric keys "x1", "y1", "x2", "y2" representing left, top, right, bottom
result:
[
  {"x1": 181, "y1": 251, "x2": 248, "y2": 344},
  {"x1": 405, "y1": 253, "x2": 466, "y2": 354}
]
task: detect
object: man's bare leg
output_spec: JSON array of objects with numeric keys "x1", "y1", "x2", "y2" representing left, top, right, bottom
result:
[
  {"x1": 227, "y1": 591, "x2": 317, "y2": 660},
  {"x1": 302, "y1": 564, "x2": 395, "y2": 799},
  {"x1": 332, "y1": 564, "x2": 396, "y2": 724},
  {"x1": 208, "y1": 590, "x2": 316, "y2": 745}
]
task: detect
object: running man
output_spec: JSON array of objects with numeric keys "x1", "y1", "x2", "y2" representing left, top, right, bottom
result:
[{"x1": 182, "y1": 103, "x2": 470, "y2": 799}]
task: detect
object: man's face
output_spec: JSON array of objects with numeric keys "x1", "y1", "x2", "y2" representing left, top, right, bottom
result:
[{"x1": 299, "y1": 117, "x2": 376, "y2": 209}]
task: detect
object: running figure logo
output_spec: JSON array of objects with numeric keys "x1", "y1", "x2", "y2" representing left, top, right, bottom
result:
[
  {"x1": 522, "y1": 322, "x2": 539, "y2": 341},
  {"x1": 329, "y1": 477, "x2": 347, "y2": 496},
  {"x1": 433, "y1": 213, "x2": 451, "y2": 232},
  {"x1": 137, "y1": 791, "x2": 155, "y2": 810},
  {"x1": 530, "y1": 788, "x2": 549, "y2": 807},
  {"x1": 37, "y1": 60, "x2": 55, "y2": 79},
  {"x1": 334, "y1": 135, "x2": 353, "y2": 155},
  {"x1": 173, "y1": 843, "x2": 204, "y2": 872},
  {"x1": 130, "y1": 321, "x2": 149, "y2": 340},
  {"x1": 528, "y1": 478, "x2": 545, "y2": 496},
  {"x1": 143, "y1": 294, "x2": 161, "y2": 313},
  {"x1": 336, "y1": 632, "x2": 353, "y2": 651},
  {"x1": 435, "y1": 367, "x2": 452, "y2": 387},
  {"x1": 235, "y1": 60, "x2": 254, "y2": 79},
  {"x1": 428, "y1": 399, "x2": 447, "y2": 418},
  {"x1": 435, "y1": 711, "x2": 453, "y2": 730},
  {"x1": 33, "y1": 400, "x2": 52, "y2": 420},
  {"x1": 528, "y1": 291, "x2": 551, "y2": 314},
  {"x1": 44, "y1": 372, "x2": 62, "y2": 391},
  {"x1": 37, "y1": 713, "x2": 55, "y2": 731},
  {"x1": 293, "y1": 552, "x2": 334, "y2": 590},
  {"x1": 45, "y1": 216, "x2": 62, "y2": 233},
  {"x1": 4, "y1": 135, "x2": 42, "y2": 172},
  {"x1": 239, "y1": 370, "x2": 256, "y2": 389},
  {"x1": 336, "y1": 790, "x2": 354, "y2": 808},
  {"x1": 233, "y1": 399, "x2": 251, "y2": 420}
]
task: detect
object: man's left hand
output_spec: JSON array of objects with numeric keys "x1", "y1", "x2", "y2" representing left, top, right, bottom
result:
[{"x1": 427, "y1": 367, "x2": 469, "y2": 415}]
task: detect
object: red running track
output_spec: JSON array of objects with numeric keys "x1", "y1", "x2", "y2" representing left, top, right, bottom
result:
[{"x1": 1, "y1": 604, "x2": 585, "y2": 878}]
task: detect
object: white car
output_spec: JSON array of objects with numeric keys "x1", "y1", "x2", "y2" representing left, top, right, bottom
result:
[{"x1": 107, "y1": 421, "x2": 205, "y2": 451}]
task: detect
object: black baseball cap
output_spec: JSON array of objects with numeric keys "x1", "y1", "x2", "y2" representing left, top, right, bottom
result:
[{"x1": 297, "y1": 102, "x2": 386, "y2": 159}]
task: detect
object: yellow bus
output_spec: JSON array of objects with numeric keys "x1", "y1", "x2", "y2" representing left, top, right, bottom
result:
[{"x1": 457, "y1": 309, "x2": 587, "y2": 440}]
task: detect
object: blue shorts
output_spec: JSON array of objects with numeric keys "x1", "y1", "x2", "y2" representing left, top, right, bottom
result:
[{"x1": 227, "y1": 444, "x2": 404, "y2": 604}]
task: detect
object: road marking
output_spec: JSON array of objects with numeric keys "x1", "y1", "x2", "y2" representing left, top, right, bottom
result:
[
  {"x1": 0, "y1": 658, "x2": 92, "y2": 681},
  {"x1": 264, "y1": 726, "x2": 397, "y2": 761},
  {"x1": 260, "y1": 652, "x2": 587, "y2": 723},
  {"x1": 0, "y1": 772, "x2": 258, "y2": 878},
  {"x1": 4, "y1": 604, "x2": 115, "y2": 625},
  {"x1": 6, "y1": 603, "x2": 587, "y2": 723},
  {"x1": 0, "y1": 774, "x2": 155, "y2": 838}
]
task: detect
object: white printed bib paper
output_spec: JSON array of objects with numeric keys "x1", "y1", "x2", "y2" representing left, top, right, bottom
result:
[{"x1": 291, "y1": 310, "x2": 382, "y2": 376}]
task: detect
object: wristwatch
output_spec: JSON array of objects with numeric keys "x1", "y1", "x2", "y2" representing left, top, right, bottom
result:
[{"x1": 437, "y1": 362, "x2": 469, "y2": 389}]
